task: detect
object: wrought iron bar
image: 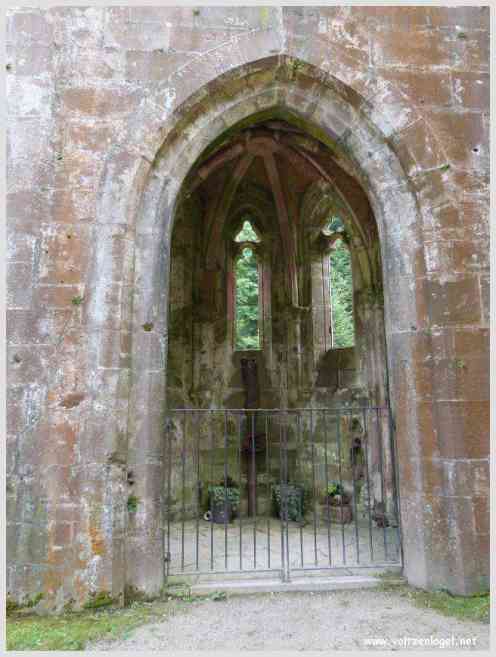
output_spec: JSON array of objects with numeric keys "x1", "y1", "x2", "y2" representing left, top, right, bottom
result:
[
  {"x1": 310, "y1": 408, "x2": 318, "y2": 566},
  {"x1": 224, "y1": 411, "x2": 228, "y2": 570},
  {"x1": 362, "y1": 407, "x2": 374, "y2": 563},
  {"x1": 166, "y1": 416, "x2": 172, "y2": 578},
  {"x1": 279, "y1": 415, "x2": 286, "y2": 580},
  {"x1": 195, "y1": 411, "x2": 200, "y2": 571},
  {"x1": 323, "y1": 409, "x2": 332, "y2": 566},
  {"x1": 283, "y1": 411, "x2": 290, "y2": 582},
  {"x1": 265, "y1": 413, "x2": 270, "y2": 569},
  {"x1": 237, "y1": 412, "x2": 243, "y2": 571},
  {"x1": 251, "y1": 410, "x2": 256, "y2": 569},
  {"x1": 388, "y1": 407, "x2": 404, "y2": 564},
  {"x1": 336, "y1": 410, "x2": 346, "y2": 565},
  {"x1": 298, "y1": 413, "x2": 304, "y2": 568},
  {"x1": 209, "y1": 410, "x2": 214, "y2": 570},
  {"x1": 376, "y1": 407, "x2": 388, "y2": 561},
  {"x1": 181, "y1": 410, "x2": 186, "y2": 571}
]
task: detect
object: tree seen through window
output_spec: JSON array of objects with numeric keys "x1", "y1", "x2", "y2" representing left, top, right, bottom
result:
[
  {"x1": 235, "y1": 247, "x2": 260, "y2": 349},
  {"x1": 330, "y1": 240, "x2": 355, "y2": 348}
]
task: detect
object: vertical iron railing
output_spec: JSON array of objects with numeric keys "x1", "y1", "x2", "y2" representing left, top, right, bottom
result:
[{"x1": 164, "y1": 407, "x2": 402, "y2": 580}]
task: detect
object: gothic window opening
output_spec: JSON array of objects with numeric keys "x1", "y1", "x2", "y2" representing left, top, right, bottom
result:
[
  {"x1": 235, "y1": 219, "x2": 260, "y2": 243},
  {"x1": 322, "y1": 215, "x2": 354, "y2": 349},
  {"x1": 329, "y1": 239, "x2": 355, "y2": 348},
  {"x1": 235, "y1": 246, "x2": 261, "y2": 350}
]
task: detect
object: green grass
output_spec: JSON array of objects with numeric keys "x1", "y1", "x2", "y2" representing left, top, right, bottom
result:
[
  {"x1": 6, "y1": 590, "x2": 229, "y2": 651},
  {"x1": 6, "y1": 601, "x2": 173, "y2": 651},
  {"x1": 407, "y1": 589, "x2": 490, "y2": 624},
  {"x1": 378, "y1": 578, "x2": 490, "y2": 624}
]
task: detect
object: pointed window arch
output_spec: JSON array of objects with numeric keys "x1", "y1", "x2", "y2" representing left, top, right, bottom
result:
[
  {"x1": 235, "y1": 219, "x2": 260, "y2": 243},
  {"x1": 235, "y1": 246, "x2": 260, "y2": 349}
]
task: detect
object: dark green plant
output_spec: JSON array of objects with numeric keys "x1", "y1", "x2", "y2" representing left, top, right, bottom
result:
[
  {"x1": 127, "y1": 495, "x2": 139, "y2": 513},
  {"x1": 6, "y1": 597, "x2": 20, "y2": 614},
  {"x1": 71, "y1": 296, "x2": 84, "y2": 306},
  {"x1": 327, "y1": 481, "x2": 345, "y2": 498},
  {"x1": 83, "y1": 591, "x2": 114, "y2": 609},
  {"x1": 329, "y1": 241, "x2": 355, "y2": 347},
  {"x1": 208, "y1": 486, "x2": 240, "y2": 511},
  {"x1": 327, "y1": 481, "x2": 351, "y2": 505},
  {"x1": 235, "y1": 247, "x2": 260, "y2": 349},
  {"x1": 272, "y1": 484, "x2": 304, "y2": 522},
  {"x1": 26, "y1": 593, "x2": 43, "y2": 608}
]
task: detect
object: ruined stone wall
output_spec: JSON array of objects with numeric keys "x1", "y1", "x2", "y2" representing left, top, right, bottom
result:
[{"x1": 7, "y1": 6, "x2": 489, "y2": 609}]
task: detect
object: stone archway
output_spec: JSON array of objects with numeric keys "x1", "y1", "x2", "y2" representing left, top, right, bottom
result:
[{"x1": 86, "y1": 55, "x2": 478, "y2": 600}]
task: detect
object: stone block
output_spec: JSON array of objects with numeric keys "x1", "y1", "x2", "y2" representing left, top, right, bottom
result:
[
  {"x1": 375, "y1": 68, "x2": 451, "y2": 109},
  {"x1": 125, "y1": 50, "x2": 190, "y2": 82},
  {"x1": 7, "y1": 118, "x2": 52, "y2": 191},
  {"x1": 451, "y1": 72, "x2": 489, "y2": 110},
  {"x1": 424, "y1": 239, "x2": 488, "y2": 275},
  {"x1": 392, "y1": 118, "x2": 445, "y2": 175},
  {"x1": 436, "y1": 401, "x2": 489, "y2": 459},
  {"x1": 37, "y1": 285, "x2": 82, "y2": 309},
  {"x1": 7, "y1": 345, "x2": 53, "y2": 386},
  {"x1": 479, "y1": 273, "x2": 489, "y2": 326},
  {"x1": 424, "y1": 110, "x2": 488, "y2": 171},
  {"x1": 9, "y1": 43, "x2": 53, "y2": 77},
  {"x1": 7, "y1": 262, "x2": 34, "y2": 308},
  {"x1": 38, "y1": 227, "x2": 90, "y2": 286},
  {"x1": 103, "y1": 13, "x2": 170, "y2": 50},
  {"x1": 373, "y1": 29, "x2": 455, "y2": 68},
  {"x1": 60, "y1": 86, "x2": 142, "y2": 118},
  {"x1": 7, "y1": 190, "x2": 50, "y2": 225},
  {"x1": 425, "y1": 276, "x2": 481, "y2": 326},
  {"x1": 7, "y1": 10, "x2": 53, "y2": 45},
  {"x1": 427, "y1": 6, "x2": 489, "y2": 30},
  {"x1": 456, "y1": 31, "x2": 490, "y2": 72}
]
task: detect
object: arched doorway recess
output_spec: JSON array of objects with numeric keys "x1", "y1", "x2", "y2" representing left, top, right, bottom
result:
[
  {"x1": 164, "y1": 107, "x2": 401, "y2": 582},
  {"x1": 93, "y1": 56, "x2": 430, "y2": 597}
]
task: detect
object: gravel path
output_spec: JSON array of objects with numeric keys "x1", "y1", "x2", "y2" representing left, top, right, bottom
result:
[{"x1": 90, "y1": 589, "x2": 489, "y2": 651}]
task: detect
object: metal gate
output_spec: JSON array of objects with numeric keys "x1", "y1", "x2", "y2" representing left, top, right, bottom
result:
[{"x1": 163, "y1": 407, "x2": 402, "y2": 582}]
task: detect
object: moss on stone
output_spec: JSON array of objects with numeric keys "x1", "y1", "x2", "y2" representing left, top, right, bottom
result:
[{"x1": 83, "y1": 591, "x2": 114, "y2": 610}]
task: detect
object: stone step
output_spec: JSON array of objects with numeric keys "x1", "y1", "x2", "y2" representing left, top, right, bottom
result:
[{"x1": 186, "y1": 574, "x2": 406, "y2": 596}]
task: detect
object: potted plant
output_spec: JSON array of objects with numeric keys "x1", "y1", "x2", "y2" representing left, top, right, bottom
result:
[
  {"x1": 207, "y1": 478, "x2": 240, "y2": 524},
  {"x1": 272, "y1": 483, "x2": 305, "y2": 522},
  {"x1": 325, "y1": 481, "x2": 353, "y2": 524}
]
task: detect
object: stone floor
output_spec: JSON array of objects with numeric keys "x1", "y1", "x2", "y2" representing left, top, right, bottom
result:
[{"x1": 166, "y1": 515, "x2": 401, "y2": 575}]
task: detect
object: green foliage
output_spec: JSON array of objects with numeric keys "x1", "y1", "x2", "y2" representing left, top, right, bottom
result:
[
  {"x1": 235, "y1": 220, "x2": 259, "y2": 242},
  {"x1": 208, "y1": 486, "x2": 240, "y2": 511},
  {"x1": 7, "y1": 593, "x2": 43, "y2": 615},
  {"x1": 127, "y1": 496, "x2": 139, "y2": 513},
  {"x1": 235, "y1": 247, "x2": 260, "y2": 350},
  {"x1": 323, "y1": 216, "x2": 345, "y2": 235},
  {"x1": 272, "y1": 484, "x2": 305, "y2": 522},
  {"x1": 83, "y1": 592, "x2": 114, "y2": 610},
  {"x1": 330, "y1": 241, "x2": 355, "y2": 347},
  {"x1": 327, "y1": 482, "x2": 345, "y2": 498},
  {"x1": 6, "y1": 597, "x2": 20, "y2": 614},
  {"x1": 378, "y1": 581, "x2": 490, "y2": 625},
  {"x1": 6, "y1": 601, "x2": 173, "y2": 651},
  {"x1": 71, "y1": 296, "x2": 83, "y2": 306}
]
